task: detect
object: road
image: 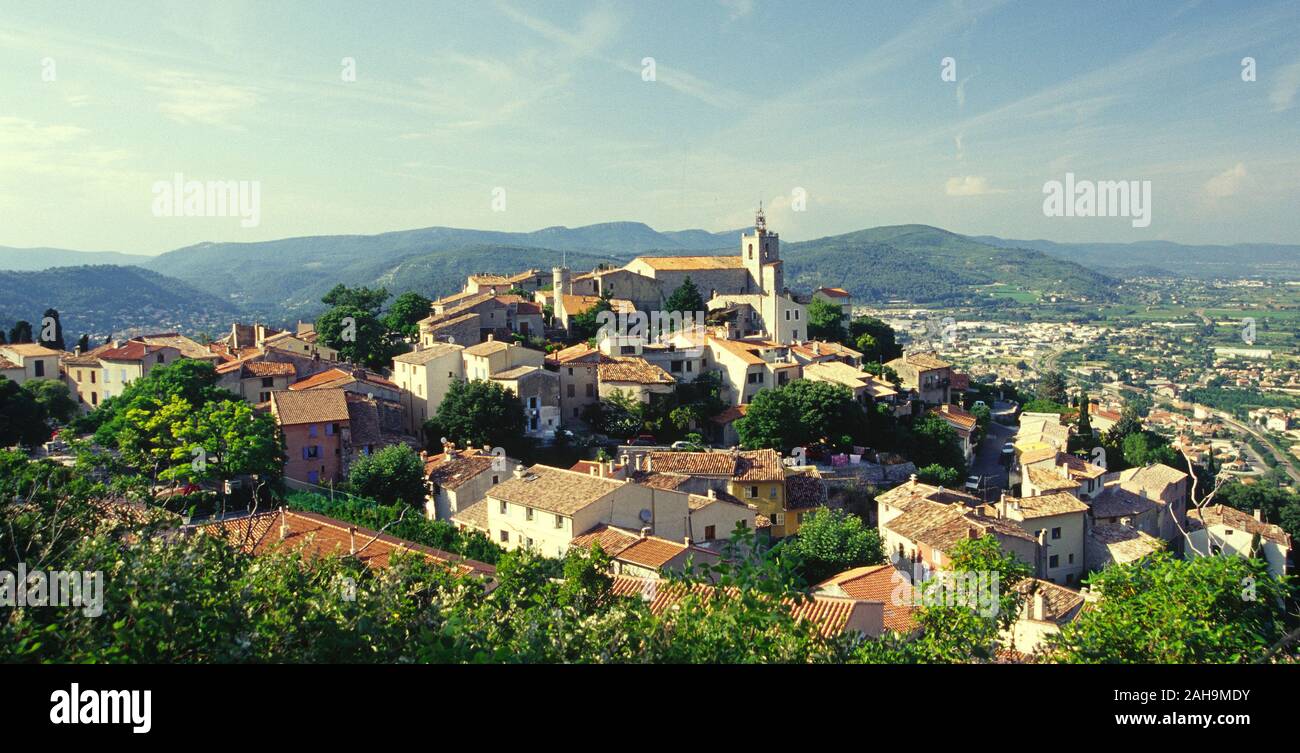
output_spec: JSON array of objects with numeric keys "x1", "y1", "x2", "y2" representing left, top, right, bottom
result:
[
  {"x1": 970, "y1": 421, "x2": 1016, "y2": 502},
  {"x1": 1211, "y1": 409, "x2": 1300, "y2": 484}
]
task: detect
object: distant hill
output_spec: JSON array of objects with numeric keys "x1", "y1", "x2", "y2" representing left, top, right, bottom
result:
[
  {"x1": 784, "y1": 225, "x2": 1119, "y2": 304},
  {"x1": 0, "y1": 246, "x2": 152, "y2": 271},
  {"x1": 970, "y1": 236, "x2": 1300, "y2": 279},
  {"x1": 139, "y1": 222, "x2": 740, "y2": 310},
  {"x1": 0, "y1": 265, "x2": 239, "y2": 341}
]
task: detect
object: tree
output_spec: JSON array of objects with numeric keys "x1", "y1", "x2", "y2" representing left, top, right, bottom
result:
[
  {"x1": 76, "y1": 333, "x2": 90, "y2": 352},
  {"x1": 806, "y1": 299, "x2": 846, "y2": 342},
  {"x1": 428, "y1": 378, "x2": 526, "y2": 455},
  {"x1": 1076, "y1": 393, "x2": 1093, "y2": 437},
  {"x1": 317, "y1": 284, "x2": 399, "y2": 369},
  {"x1": 582, "y1": 388, "x2": 643, "y2": 439},
  {"x1": 349, "y1": 444, "x2": 427, "y2": 505},
  {"x1": 916, "y1": 463, "x2": 961, "y2": 487},
  {"x1": 847, "y1": 316, "x2": 901, "y2": 362},
  {"x1": 382, "y1": 291, "x2": 433, "y2": 340},
  {"x1": 87, "y1": 360, "x2": 232, "y2": 444},
  {"x1": 40, "y1": 308, "x2": 65, "y2": 351},
  {"x1": 786, "y1": 508, "x2": 884, "y2": 583},
  {"x1": 1120, "y1": 431, "x2": 1177, "y2": 468},
  {"x1": 569, "y1": 296, "x2": 611, "y2": 341},
  {"x1": 1049, "y1": 552, "x2": 1290, "y2": 663},
  {"x1": 735, "y1": 379, "x2": 867, "y2": 453},
  {"x1": 906, "y1": 414, "x2": 967, "y2": 475},
  {"x1": 169, "y1": 399, "x2": 284, "y2": 491},
  {"x1": 664, "y1": 277, "x2": 706, "y2": 316},
  {"x1": 1036, "y1": 370, "x2": 1069, "y2": 405},
  {"x1": 22, "y1": 379, "x2": 78, "y2": 424},
  {"x1": 0, "y1": 377, "x2": 50, "y2": 446},
  {"x1": 8, "y1": 320, "x2": 33, "y2": 344}
]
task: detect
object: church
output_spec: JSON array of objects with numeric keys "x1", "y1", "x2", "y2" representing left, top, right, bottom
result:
[{"x1": 551, "y1": 207, "x2": 809, "y2": 344}]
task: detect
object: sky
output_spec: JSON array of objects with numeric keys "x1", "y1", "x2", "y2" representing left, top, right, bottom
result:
[{"x1": 2, "y1": 0, "x2": 1299, "y2": 254}]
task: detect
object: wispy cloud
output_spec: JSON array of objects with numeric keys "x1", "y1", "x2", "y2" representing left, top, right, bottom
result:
[
  {"x1": 147, "y1": 71, "x2": 260, "y2": 127},
  {"x1": 945, "y1": 175, "x2": 1004, "y2": 196},
  {"x1": 1270, "y1": 58, "x2": 1300, "y2": 111},
  {"x1": 1204, "y1": 163, "x2": 1247, "y2": 198}
]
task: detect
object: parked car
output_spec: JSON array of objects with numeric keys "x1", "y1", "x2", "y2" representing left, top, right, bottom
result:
[
  {"x1": 627, "y1": 434, "x2": 657, "y2": 446},
  {"x1": 964, "y1": 475, "x2": 982, "y2": 493}
]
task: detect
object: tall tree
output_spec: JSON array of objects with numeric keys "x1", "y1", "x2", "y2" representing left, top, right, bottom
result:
[
  {"x1": 427, "y1": 378, "x2": 526, "y2": 455},
  {"x1": 664, "y1": 276, "x2": 706, "y2": 316},
  {"x1": 348, "y1": 444, "x2": 427, "y2": 505},
  {"x1": 0, "y1": 377, "x2": 50, "y2": 446},
  {"x1": 847, "y1": 316, "x2": 901, "y2": 362},
  {"x1": 382, "y1": 291, "x2": 433, "y2": 340},
  {"x1": 1036, "y1": 371, "x2": 1069, "y2": 405},
  {"x1": 22, "y1": 379, "x2": 78, "y2": 424},
  {"x1": 8, "y1": 320, "x2": 33, "y2": 344},
  {"x1": 806, "y1": 299, "x2": 846, "y2": 342},
  {"x1": 76, "y1": 333, "x2": 90, "y2": 352},
  {"x1": 40, "y1": 308, "x2": 66, "y2": 351},
  {"x1": 786, "y1": 508, "x2": 884, "y2": 583},
  {"x1": 317, "y1": 284, "x2": 398, "y2": 369}
]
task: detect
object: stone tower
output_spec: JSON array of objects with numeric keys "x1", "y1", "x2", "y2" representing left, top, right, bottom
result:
[{"x1": 740, "y1": 205, "x2": 781, "y2": 295}]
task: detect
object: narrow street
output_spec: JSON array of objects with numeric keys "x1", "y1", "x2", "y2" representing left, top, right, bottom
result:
[{"x1": 970, "y1": 420, "x2": 1015, "y2": 501}]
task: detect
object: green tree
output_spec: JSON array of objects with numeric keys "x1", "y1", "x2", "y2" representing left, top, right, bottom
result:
[
  {"x1": 847, "y1": 316, "x2": 901, "y2": 361},
  {"x1": 664, "y1": 276, "x2": 706, "y2": 316},
  {"x1": 735, "y1": 379, "x2": 867, "y2": 453},
  {"x1": 916, "y1": 463, "x2": 961, "y2": 487},
  {"x1": 806, "y1": 299, "x2": 846, "y2": 342},
  {"x1": 906, "y1": 414, "x2": 967, "y2": 476},
  {"x1": 1120, "y1": 431, "x2": 1177, "y2": 468},
  {"x1": 22, "y1": 379, "x2": 78, "y2": 424},
  {"x1": 1076, "y1": 393, "x2": 1093, "y2": 437},
  {"x1": 1049, "y1": 552, "x2": 1290, "y2": 663},
  {"x1": 76, "y1": 333, "x2": 90, "y2": 352},
  {"x1": 1036, "y1": 371, "x2": 1069, "y2": 405},
  {"x1": 348, "y1": 444, "x2": 427, "y2": 505},
  {"x1": 382, "y1": 291, "x2": 433, "y2": 339},
  {"x1": 8, "y1": 320, "x2": 33, "y2": 344},
  {"x1": 428, "y1": 378, "x2": 526, "y2": 455},
  {"x1": 0, "y1": 376, "x2": 50, "y2": 446},
  {"x1": 170, "y1": 399, "x2": 284, "y2": 494},
  {"x1": 40, "y1": 308, "x2": 65, "y2": 351},
  {"x1": 786, "y1": 508, "x2": 884, "y2": 583},
  {"x1": 317, "y1": 284, "x2": 400, "y2": 369},
  {"x1": 569, "y1": 296, "x2": 612, "y2": 341}
]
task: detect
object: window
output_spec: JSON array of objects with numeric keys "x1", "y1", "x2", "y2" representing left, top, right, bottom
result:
[
  {"x1": 525, "y1": 537, "x2": 534, "y2": 548},
  {"x1": 585, "y1": 384, "x2": 595, "y2": 397},
  {"x1": 784, "y1": 310, "x2": 790, "y2": 321},
  {"x1": 326, "y1": 423, "x2": 337, "y2": 436},
  {"x1": 686, "y1": 361, "x2": 693, "y2": 372},
  {"x1": 704, "y1": 525, "x2": 716, "y2": 540},
  {"x1": 91, "y1": 392, "x2": 98, "y2": 405},
  {"x1": 748, "y1": 486, "x2": 758, "y2": 498},
  {"x1": 769, "y1": 486, "x2": 777, "y2": 498},
  {"x1": 261, "y1": 377, "x2": 274, "y2": 388},
  {"x1": 1051, "y1": 527, "x2": 1061, "y2": 540},
  {"x1": 567, "y1": 367, "x2": 574, "y2": 376},
  {"x1": 554, "y1": 514, "x2": 563, "y2": 529},
  {"x1": 309, "y1": 424, "x2": 318, "y2": 438},
  {"x1": 492, "y1": 475, "x2": 499, "y2": 484},
  {"x1": 1068, "y1": 553, "x2": 1074, "y2": 564},
  {"x1": 526, "y1": 507, "x2": 534, "y2": 521},
  {"x1": 259, "y1": 391, "x2": 271, "y2": 402},
  {"x1": 90, "y1": 371, "x2": 96, "y2": 383},
  {"x1": 156, "y1": 353, "x2": 165, "y2": 364},
  {"x1": 670, "y1": 360, "x2": 682, "y2": 373},
  {"x1": 304, "y1": 445, "x2": 320, "y2": 459},
  {"x1": 567, "y1": 384, "x2": 575, "y2": 397},
  {"x1": 1049, "y1": 554, "x2": 1060, "y2": 568},
  {"x1": 499, "y1": 500, "x2": 507, "y2": 514},
  {"x1": 499, "y1": 530, "x2": 509, "y2": 543},
  {"x1": 794, "y1": 310, "x2": 800, "y2": 320},
  {"x1": 308, "y1": 470, "x2": 319, "y2": 484}
]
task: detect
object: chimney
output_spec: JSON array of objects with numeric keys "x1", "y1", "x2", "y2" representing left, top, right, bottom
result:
[
  {"x1": 279, "y1": 507, "x2": 288, "y2": 540},
  {"x1": 683, "y1": 535, "x2": 692, "y2": 547},
  {"x1": 909, "y1": 473, "x2": 918, "y2": 485},
  {"x1": 640, "y1": 527, "x2": 650, "y2": 539},
  {"x1": 349, "y1": 526, "x2": 357, "y2": 555},
  {"x1": 607, "y1": 460, "x2": 616, "y2": 477},
  {"x1": 634, "y1": 455, "x2": 643, "y2": 472},
  {"x1": 645, "y1": 454, "x2": 653, "y2": 472},
  {"x1": 1033, "y1": 591, "x2": 1047, "y2": 621},
  {"x1": 487, "y1": 333, "x2": 494, "y2": 342},
  {"x1": 1253, "y1": 508, "x2": 1262, "y2": 522},
  {"x1": 513, "y1": 463, "x2": 526, "y2": 479},
  {"x1": 707, "y1": 488, "x2": 716, "y2": 500}
]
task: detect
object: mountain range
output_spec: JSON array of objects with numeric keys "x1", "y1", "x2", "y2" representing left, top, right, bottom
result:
[{"x1": 2, "y1": 221, "x2": 1296, "y2": 338}]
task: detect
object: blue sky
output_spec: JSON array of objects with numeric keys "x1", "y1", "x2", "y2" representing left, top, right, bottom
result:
[{"x1": 2, "y1": 0, "x2": 1299, "y2": 253}]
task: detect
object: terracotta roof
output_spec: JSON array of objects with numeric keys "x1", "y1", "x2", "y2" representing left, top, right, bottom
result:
[
  {"x1": 426, "y1": 450, "x2": 498, "y2": 490},
  {"x1": 98, "y1": 341, "x2": 166, "y2": 361},
  {"x1": 648, "y1": 451, "x2": 737, "y2": 476},
  {"x1": 686, "y1": 490, "x2": 748, "y2": 509},
  {"x1": 817, "y1": 565, "x2": 919, "y2": 633},
  {"x1": 570, "y1": 524, "x2": 639, "y2": 558},
  {"x1": 608, "y1": 574, "x2": 874, "y2": 637},
  {"x1": 709, "y1": 404, "x2": 748, "y2": 425},
  {"x1": 1005, "y1": 492, "x2": 1089, "y2": 518},
  {"x1": 598, "y1": 357, "x2": 675, "y2": 385},
  {"x1": 707, "y1": 336, "x2": 765, "y2": 366},
  {"x1": 0, "y1": 357, "x2": 18, "y2": 370},
  {"x1": 271, "y1": 388, "x2": 350, "y2": 425},
  {"x1": 133, "y1": 333, "x2": 213, "y2": 360},
  {"x1": 1026, "y1": 467, "x2": 1082, "y2": 491},
  {"x1": 876, "y1": 478, "x2": 980, "y2": 511},
  {"x1": 815, "y1": 287, "x2": 851, "y2": 298},
  {"x1": 1089, "y1": 523, "x2": 1162, "y2": 564},
  {"x1": 548, "y1": 342, "x2": 608, "y2": 365},
  {"x1": 734, "y1": 449, "x2": 785, "y2": 482},
  {"x1": 1089, "y1": 485, "x2": 1159, "y2": 519},
  {"x1": 451, "y1": 499, "x2": 488, "y2": 531},
  {"x1": 203, "y1": 510, "x2": 494, "y2": 576},
  {"x1": 488, "y1": 464, "x2": 623, "y2": 515},
  {"x1": 785, "y1": 468, "x2": 827, "y2": 509},
  {"x1": 289, "y1": 367, "x2": 398, "y2": 392},
  {"x1": 1189, "y1": 504, "x2": 1291, "y2": 546},
  {"x1": 888, "y1": 352, "x2": 951, "y2": 371},
  {"x1": 1015, "y1": 578, "x2": 1086, "y2": 624},
  {"x1": 491, "y1": 365, "x2": 543, "y2": 381},
  {"x1": 393, "y1": 343, "x2": 463, "y2": 365},
  {"x1": 886, "y1": 498, "x2": 1036, "y2": 552},
  {"x1": 1118, "y1": 463, "x2": 1189, "y2": 496},
  {"x1": 631, "y1": 471, "x2": 694, "y2": 491},
  {"x1": 463, "y1": 340, "x2": 510, "y2": 357},
  {"x1": 0, "y1": 343, "x2": 62, "y2": 357},
  {"x1": 634, "y1": 255, "x2": 744, "y2": 271},
  {"x1": 931, "y1": 403, "x2": 978, "y2": 431}
]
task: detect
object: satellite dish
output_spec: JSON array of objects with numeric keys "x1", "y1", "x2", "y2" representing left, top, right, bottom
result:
[
  {"x1": 447, "y1": 336, "x2": 456, "y2": 344},
  {"x1": 638, "y1": 509, "x2": 652, "y2": 524}
]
